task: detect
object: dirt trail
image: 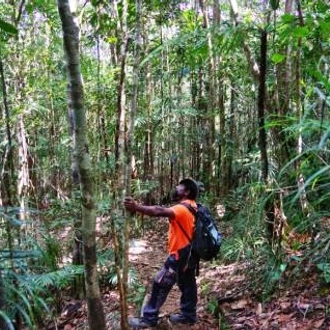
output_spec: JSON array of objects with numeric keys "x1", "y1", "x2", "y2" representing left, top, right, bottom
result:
[
  {"x1": 128, "y1": 220, "x2": 220, "y2": 329},
  {"x1": 56, "y1": 216, "x2": 330, "y2": 330},
  {"x1": 127, "y1": 220, "x2": 330, "y2": 330}
]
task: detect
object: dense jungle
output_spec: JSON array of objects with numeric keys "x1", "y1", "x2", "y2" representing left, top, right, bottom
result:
[{"x1": 0, "y1": 0, "x2": 330, "y2": 329}]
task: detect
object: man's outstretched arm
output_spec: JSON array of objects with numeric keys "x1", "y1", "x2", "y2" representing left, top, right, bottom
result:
[{"x1": 124, "y1": 197, "x2": 175, "y2": 218}]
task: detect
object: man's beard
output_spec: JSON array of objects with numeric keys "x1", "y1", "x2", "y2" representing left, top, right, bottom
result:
[{"x1": 171, "y1": 190, "x2": 180, "y2": 202}]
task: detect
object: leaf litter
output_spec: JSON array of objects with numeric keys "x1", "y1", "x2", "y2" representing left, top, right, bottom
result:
[{"x1": 52, "y1": 220, "x2": 330, "y2": 329}]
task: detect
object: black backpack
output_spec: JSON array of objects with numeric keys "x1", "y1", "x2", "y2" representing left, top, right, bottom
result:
[{"x1": 177, "y1": 202, "x2": 222, "y2": 261}]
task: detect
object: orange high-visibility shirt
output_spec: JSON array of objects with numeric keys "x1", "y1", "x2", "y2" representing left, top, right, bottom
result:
[{"x1": 168, "y1": 199, "x2": 197, "y2": 259}]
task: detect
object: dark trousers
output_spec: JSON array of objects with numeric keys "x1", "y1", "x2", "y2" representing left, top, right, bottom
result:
[{"x1": 143, "y1": 253, "x2": 197, "y2": 324}]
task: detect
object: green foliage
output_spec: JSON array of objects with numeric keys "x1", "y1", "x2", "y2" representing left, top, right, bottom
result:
[
  {"x1": 3, "y1": 269, "x2": 56, "y2": 329},
  {"x1": 128, "y1": 285, "x2": 146, "y2": 309},
  {"x1": 0, "y1": 310, "x2": 15, "y2": 330},
  {"x1": 0, "y1": 18, "x2": 18, "y2": 36},
  {"x1": 0, "y1": 202, "x2": 85, "y2": 328},
  {"x1": 0, "y1": 0, "x2": 330, "y2": 327},
  {"x1": 27, "y1": 265, "x2": 84, "y2": 289},
  {"x1": 131, "y1": 179, "x2": 159, "y2": 198},
  {"x1": 207, "y1": 295, "x2": 219, "y2": 316},
  {"x1": 317, "y1": 263, "x2": 330, "y2": 283},
  {"x1": 218, "y1": 315, "x2": 231, "y2": 330},
  {"x1": 25, "y1": 1, "x2": 59, "y2": 21},
  {"x1": 269, "y1": 0, "x2": 280, "y2": 11},
  {"x1": 271, "y1": 53, "x2": 285, "y2": 64},
  {"x1": 199, "y1": 280, "x2": 217, "y2": 313},
  {"x1": 97, "y1": 248, "x2": 116, "y2": 286}
]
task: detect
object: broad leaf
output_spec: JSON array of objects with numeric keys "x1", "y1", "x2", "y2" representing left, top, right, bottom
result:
[
  {"x1": 271, "y1": 53, "x2": 285, "y2": 64},
  {"x1": 0, "y1": 311, "x2": 15, "y2": 330},
  {"x1": 269, "y1": 0, "x2": 280, "y2": 11},
  {"x1": 293, "y1": 26, "x2": 309, "y2": 38},
  {"x1": 0, "y1": 18, "x2": 18, "y2": 35}
]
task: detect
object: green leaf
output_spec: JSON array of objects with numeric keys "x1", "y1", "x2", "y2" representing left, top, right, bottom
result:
[
  {"x1": 0, "y1": 18, "x2": 18, "y2": 35},
  {"x1": 281, "y1": 13, "x2": 295, "y2": 24},
  {"x1": 293, "y1": 26, "x2": 309, "y2": 38},
  {"x1": 105, "y1": 36, "x2": 117, "y2": 44},
  {"x1": 0, "y1": 311, "x2": 15, "y2": 330},
  {"x1": 13, "y1": 304, "x2": 33, "y2": 329},
  {"x1": 317, "y1": 263, "x2": 330, "y2": 283},
  {"x1": 269, "y1": 0, "x2": 280, "y2": 11},
  {"x1": 309, "y1": 69, "x2": 330, "y2": 92},
  {"x1": 280, "y1": 263, "x2": 287, "y2": 272},
  {"x1": 320, "y1": 21, "x2": 330, "y2": 39},
  {"x1": 271, "y1": 53, "x2": 285, "y2": 64}
]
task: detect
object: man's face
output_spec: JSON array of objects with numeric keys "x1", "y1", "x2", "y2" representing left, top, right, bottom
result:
[{"x1": 171, "y1": 184, "x2": 187, "y2": 201}]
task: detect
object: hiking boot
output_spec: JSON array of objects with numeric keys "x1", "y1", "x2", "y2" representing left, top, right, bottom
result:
[
  {"x1": 128, "y1": 317, "x2": 157, "y2": 328},
  {"x1": 169, "y1": 313, "x2": 197, "y2": 325}
]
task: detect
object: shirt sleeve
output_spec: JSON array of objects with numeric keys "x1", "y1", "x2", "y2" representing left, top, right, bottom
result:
[{"x1": 170, "y1": 204, "x2": 189, "y2": 221}]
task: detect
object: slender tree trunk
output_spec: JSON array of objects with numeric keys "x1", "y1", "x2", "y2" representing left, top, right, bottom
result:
[
  {"x1": 66, "y1": 41, "x2": 83, "y2": 299},
  {"x1": 190, "y1": 70, "x2": 198, "y2": 178},
  {"x1": 111, "y1": 1, "x2": 130, "y2": 328},
  {"x1": 143, "y1": 62, "x2": 154, "y2": 178},
  {"x1": 258, "y1": 30, "x2": 268, "y2": 183},
  {"x1": 57, "y1": 2, "x2": 106, "y2": 330},
  {"x1": 0, "y1": 56, "x2": 15, "y2": 206},
  {"x1": 96, "y1": 35, "x2": 108, "y2": 165},
  {"x1": 223, "y1": 85, "x2": 235, "y2": 193},
  {"x1": 259, "y1": 27, "x2": 280, "y2": 244},
  {"x1": 196, "y1": 67, "x2": 204, "y2": 180},
  {"x1": 295, "y1": 0, "x2": 309, "y2": 214},
  {"x1": 219, "y1": 82, "x2": 226, "y2": 197},
  {"x1": 120, "y1": 2, "x2": 141, "y2": 328},
  {"x1": 271, "y1": 0, "x2": 294, "y2": 170},
  {"x1": 0, "y1": 269, "x2": 7, "y2": 330},
  {"x1": 199, "y1": 0, "x2": 215, "y2": 187},
  {"x1": 114, "y1": 0, "x2": 128, "y2": 170}
]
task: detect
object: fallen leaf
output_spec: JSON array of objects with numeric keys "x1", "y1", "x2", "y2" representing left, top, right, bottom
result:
[
  {"x1": 315, "y1": 304, "x2": 325, "y2": 310},
  {"x1": 297, "y1": 302, "x2": 310, "y2": 310},
  {"x1": 313, "y1": 318, "x2": 325, "y2": 328},
  {"x1": 256, "y1": 303, "x2": 263, "y2": 315},
  {"x1": 276, "y1": 312, "x2": 295, "y2": 323},
  {"x1": 230, "y1": 298, "x2": 250, "y2": 310},
  {"x1": 280, "y1": 301, "x2": 291, "y2": 310}
]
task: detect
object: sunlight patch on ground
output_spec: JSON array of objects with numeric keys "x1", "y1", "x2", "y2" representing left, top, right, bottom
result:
[{"x1": 129, "y1": 239, "x2": 153, "y2": 261}]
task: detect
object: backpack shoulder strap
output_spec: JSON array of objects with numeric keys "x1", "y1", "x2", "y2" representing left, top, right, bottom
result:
[
  {"x1": 180, "y1": 202, "x2": 197, "y2": 216},
  {"x1": 175, "y1": 218, "x2": 192, "y2": 243},
  {"x1": 174, "y1": 202, "x2": 197, "y2": 242},
  {"x1": 174, "y1": 203, "x2": 200, "y2": 273}
]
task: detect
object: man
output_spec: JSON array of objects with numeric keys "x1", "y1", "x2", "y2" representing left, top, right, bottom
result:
[{"x1": 124, "y1": 178, "x2": 199, "y2": 328}]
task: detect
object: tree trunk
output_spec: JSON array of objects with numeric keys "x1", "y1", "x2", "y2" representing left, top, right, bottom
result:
[
  {"x1": 67, "y1": 68, "x2": 83, "y2": 299},
  {"x1": 0, "y1": 270, "x2": 7, "y2": 329},
  {"x1": 199, "y1": 0, "x2": 215, "y2": 188},
  {"x1": 143, "y1": 62, "x2": 154, "y2": 178},
  {"x1": 120, "y1": 2, "x2": 142, "y2": 328},
  {"x1": 219, "y1": 82, "x2": 226, "y2": 197},
  {"x1": 57, "y1": 2, "x2": 106, "y2": 329},
  {"x1": 0, "y1": 55, "x2": 15, "y2": 207},
  {"x1": 295, "y1": 1, "x2": 309, "y2": 214},
  {"x1": 114, "y1": 0, "x2": 129, "y2": 170},
  {"x1": 272, "y1": 0, "x2": 294, "y2": 170},
  {"x1": 258, "y1": 30, "x2": 268, "y2": 183}
]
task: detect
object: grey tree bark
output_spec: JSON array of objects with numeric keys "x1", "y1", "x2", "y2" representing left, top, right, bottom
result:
[{"x1": 57, "y1": 1, "x2": 106, "y2": 329}]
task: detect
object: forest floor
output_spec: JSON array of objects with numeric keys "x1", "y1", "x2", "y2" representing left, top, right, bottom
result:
[{"x1": 56, "y1": 219, "x2": 330, "y2": 330}]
